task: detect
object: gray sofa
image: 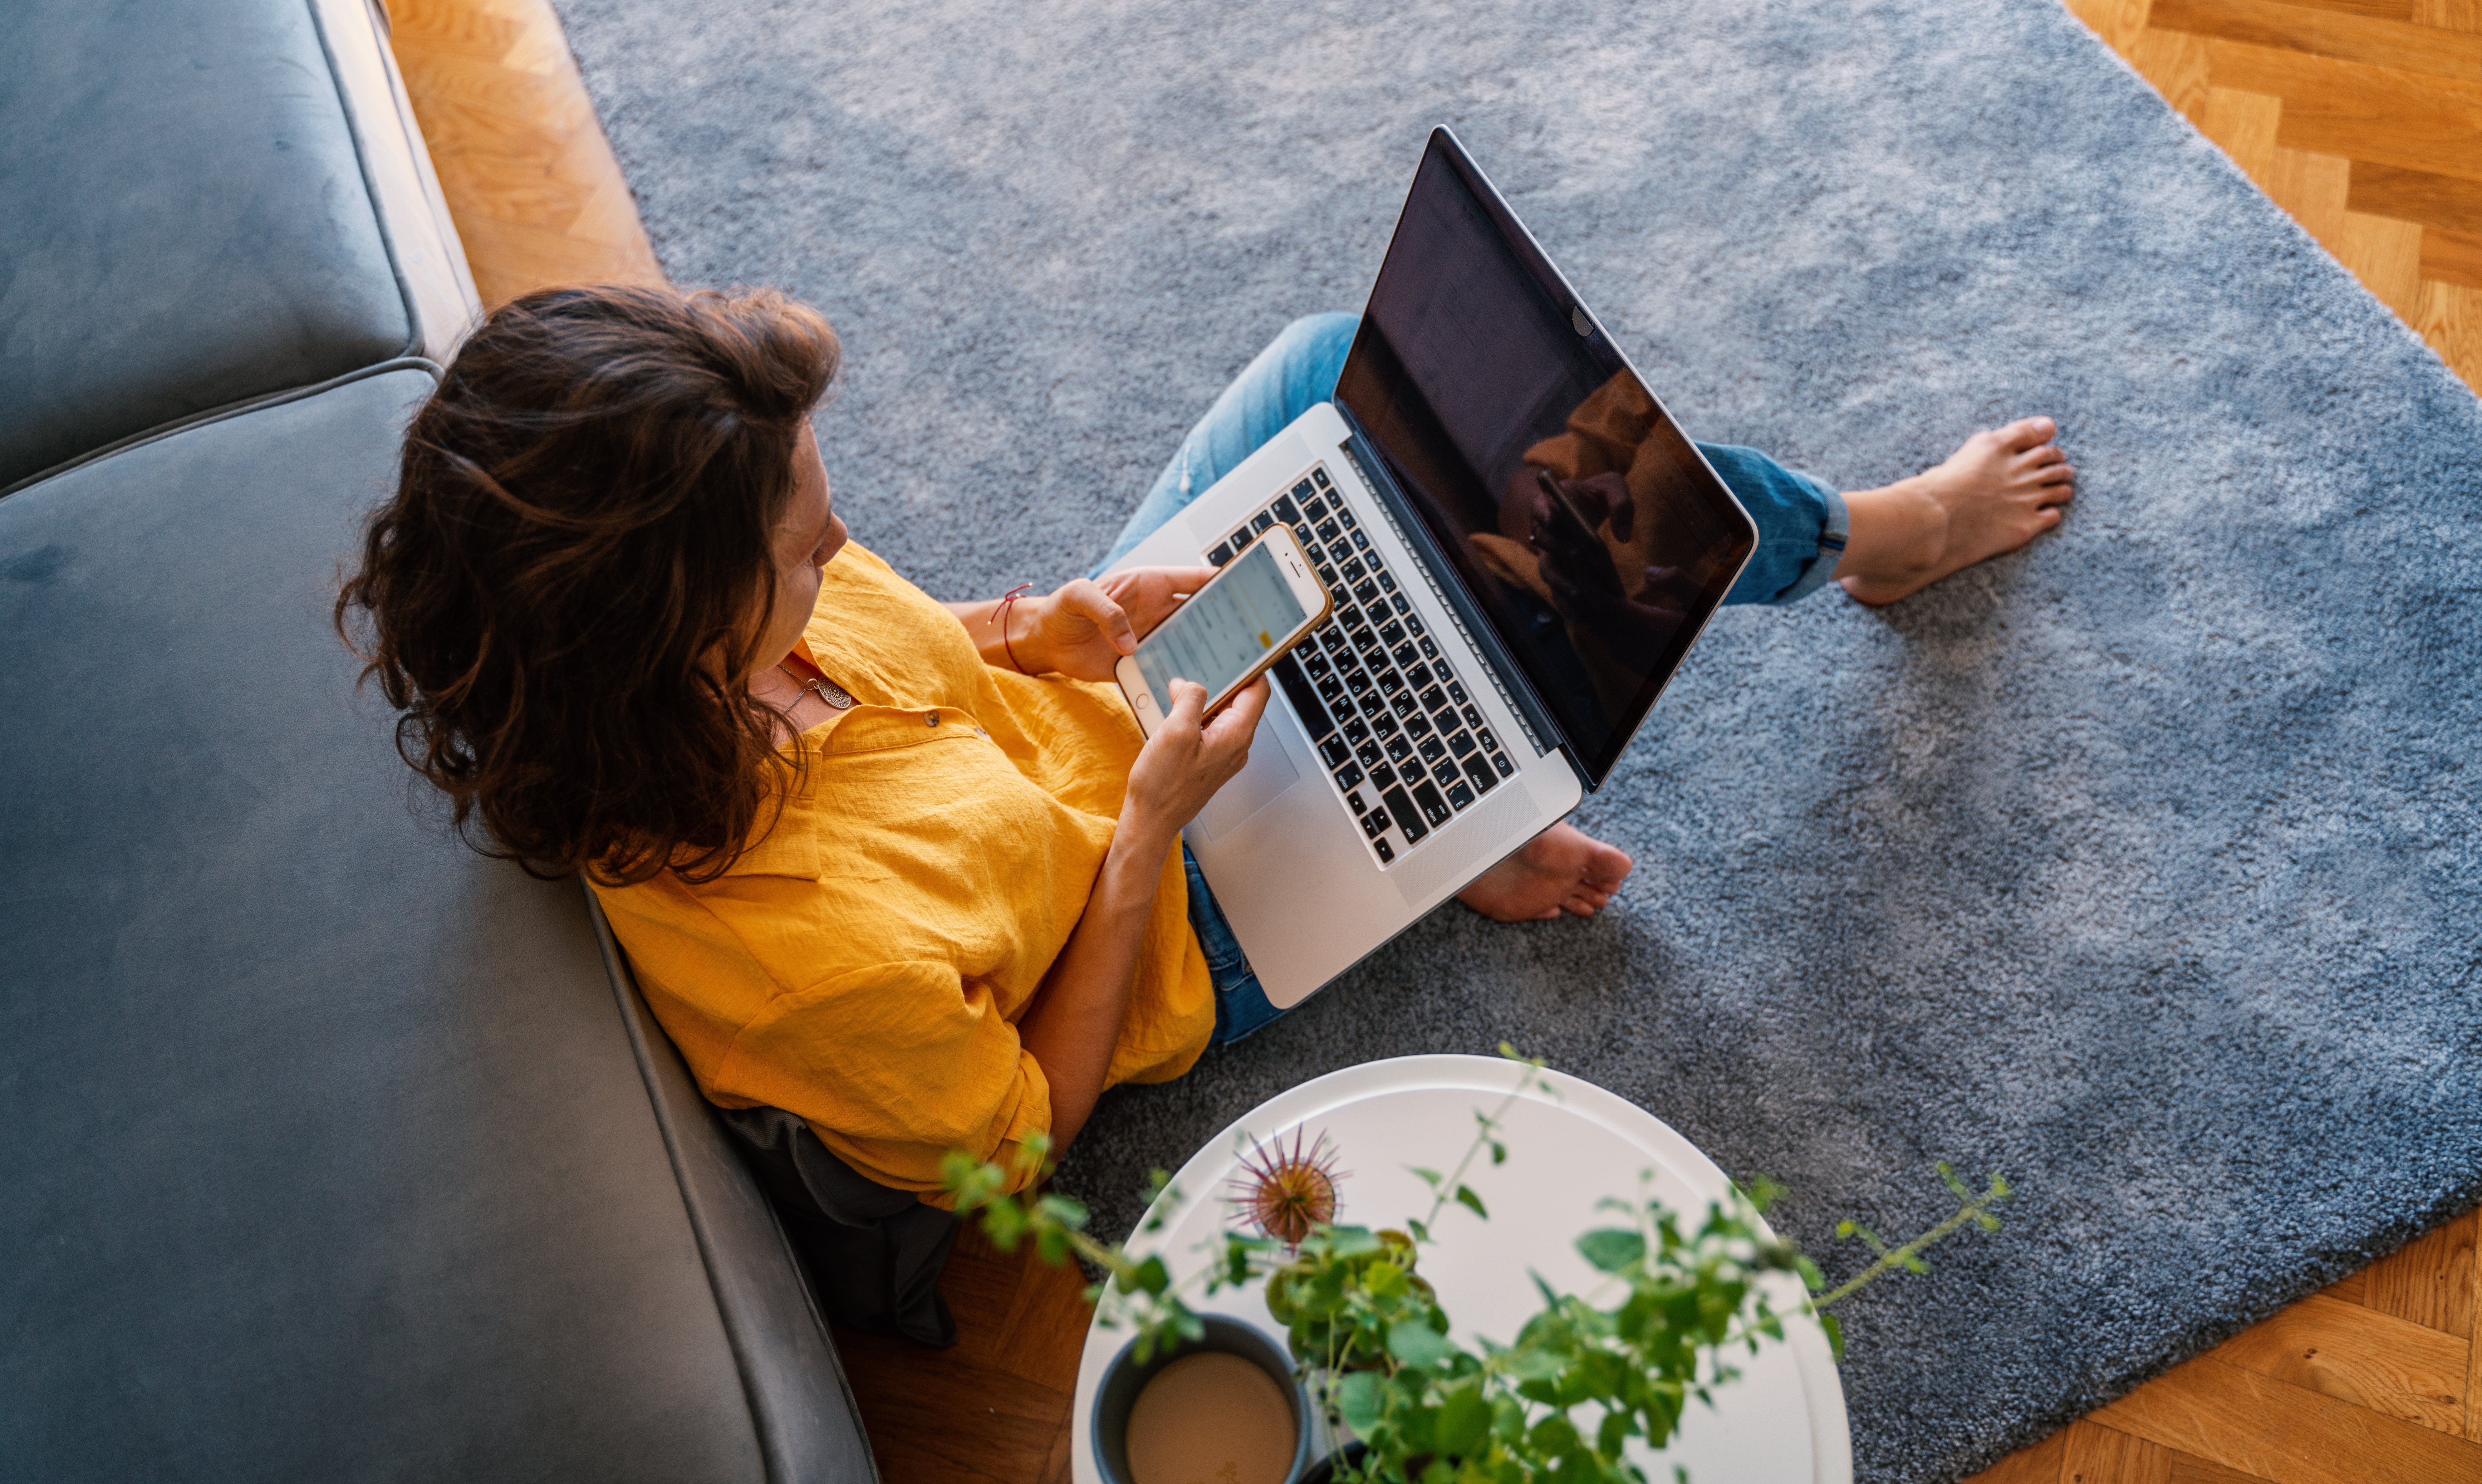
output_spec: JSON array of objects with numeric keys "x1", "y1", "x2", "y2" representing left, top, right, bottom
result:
[{"x1": 0, "y1": 1, "x2": 876, "y2": 1477}]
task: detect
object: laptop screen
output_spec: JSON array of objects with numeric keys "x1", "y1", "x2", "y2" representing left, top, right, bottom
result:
[{"x1": 1335, "y1": 131, "x2": 1757, "y2": 787}]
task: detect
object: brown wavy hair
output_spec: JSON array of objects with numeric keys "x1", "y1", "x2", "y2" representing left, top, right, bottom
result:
[{"x1": 338, "y1": 283, "x2": 842, "y2": 884}]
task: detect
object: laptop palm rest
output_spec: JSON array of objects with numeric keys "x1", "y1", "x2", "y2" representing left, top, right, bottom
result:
[{"x1": 1384, "y1": 771, "x2": 1538, "y2": 907}]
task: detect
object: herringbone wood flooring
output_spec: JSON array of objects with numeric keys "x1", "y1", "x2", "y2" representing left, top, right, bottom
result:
[{"x1": 382, "y1": 0, "x2": 2482, "y2": 1478}]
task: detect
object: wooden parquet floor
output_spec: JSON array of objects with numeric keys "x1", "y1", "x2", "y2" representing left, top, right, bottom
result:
[{"x1": 380, "y1": 0, "x2": 2482, "y2": 1478}]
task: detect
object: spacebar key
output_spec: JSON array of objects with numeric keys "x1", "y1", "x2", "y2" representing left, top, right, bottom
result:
[
  {"x1": 1270, "y1": 654, "x2": 1332, "y2": 739},
  {"x1": 1381, "y1": 786, "x2": 1427, "y2": 844}
]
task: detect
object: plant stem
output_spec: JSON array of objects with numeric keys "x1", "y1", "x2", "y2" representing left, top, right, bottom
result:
[
  {"x1": 1418, "y1": 1062, "x2": 1542, "y2": 1233},
  {"x1": 1811, "y1": 1177, "x2": 2007, "y2": 1311}
]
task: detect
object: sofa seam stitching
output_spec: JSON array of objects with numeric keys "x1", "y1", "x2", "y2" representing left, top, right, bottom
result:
[{"x1": 0, "y1": 357, "x2": 443, "y2": 502}]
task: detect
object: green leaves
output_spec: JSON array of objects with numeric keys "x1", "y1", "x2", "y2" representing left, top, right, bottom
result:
[
  {"x1": 1575, "y1": 1228, "x2": 1645, "y2": 1274},
  {"x1": 938, "y1": 1057, "x2": 2024, "y2": 1484},
  {"x1": 1386, "y1": 1317, "x2": 1456, "y2": 1370}
]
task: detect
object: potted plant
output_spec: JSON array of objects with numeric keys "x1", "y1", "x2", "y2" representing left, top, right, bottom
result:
[{"x1": 944, "y1": 1050, "x2": 2012, "y2": 1484}]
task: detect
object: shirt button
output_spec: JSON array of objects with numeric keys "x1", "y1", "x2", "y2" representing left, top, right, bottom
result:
[{"x1": 926, "y1": 711, "x2": 940, "y2": 726}]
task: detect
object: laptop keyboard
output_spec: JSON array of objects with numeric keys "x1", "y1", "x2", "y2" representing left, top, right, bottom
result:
[{"x1": 1204, "y1": 463, "x2": 1517, "y2": 866}]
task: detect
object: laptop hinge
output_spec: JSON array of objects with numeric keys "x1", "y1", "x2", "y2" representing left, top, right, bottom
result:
[{"x1": 1332, "y1": 413, "x2": 1582, "y2": 787}]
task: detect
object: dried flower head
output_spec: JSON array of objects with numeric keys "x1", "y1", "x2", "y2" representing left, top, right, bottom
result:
[{"x1": 1226, "y1": 1126, "x2": 1346, "y2": 1246}]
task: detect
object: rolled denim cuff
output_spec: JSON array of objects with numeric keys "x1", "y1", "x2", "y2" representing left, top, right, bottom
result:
[{"x1": 1764, "y1": 473, "x2": 1849, "y2": 606}]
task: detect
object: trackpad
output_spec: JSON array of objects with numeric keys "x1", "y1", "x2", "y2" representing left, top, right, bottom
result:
[{"x1": 1190, "y1": 714, "x2": 1299, "y2": 843}]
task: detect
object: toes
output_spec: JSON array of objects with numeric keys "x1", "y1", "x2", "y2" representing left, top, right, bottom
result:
[
  {"x1": 2022, "y1": 443, "x2": 2066, "y2": 468},
  {"x1": 2035, "y1": 462, "x2": 2075, "y2": 489},
  {"x1": 1997, "y1": 417, "x2": 2057, "y2": 453}
]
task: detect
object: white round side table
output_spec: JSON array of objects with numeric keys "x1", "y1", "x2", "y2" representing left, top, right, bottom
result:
[{"x1": 1068, "y1": 1054, "x2": 1852, "y2": 1484}]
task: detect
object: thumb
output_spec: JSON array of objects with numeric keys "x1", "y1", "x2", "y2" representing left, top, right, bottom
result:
[{"x1": 1162, "y1": 678, "x2": 1207, "y2": 732}]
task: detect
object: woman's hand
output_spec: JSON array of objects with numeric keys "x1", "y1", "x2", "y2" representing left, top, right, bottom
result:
[
  {"x1": 1118, "y1": 677, "x2": 1268, "y2": 845},
  {"x1": 1012, "y1": 566, "x2": 1216, "y2": 681}
]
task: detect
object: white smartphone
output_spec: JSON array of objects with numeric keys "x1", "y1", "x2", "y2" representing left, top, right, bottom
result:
[{"x1": 1115, "y1": 522, "x2": 1334, "y2": 737}]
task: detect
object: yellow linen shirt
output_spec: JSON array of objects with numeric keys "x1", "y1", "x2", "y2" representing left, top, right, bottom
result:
[{"x1": 592, "y1": 543, "x2": 1215, "y2": 1201}]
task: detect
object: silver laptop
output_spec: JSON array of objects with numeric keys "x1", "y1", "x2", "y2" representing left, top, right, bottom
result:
[{"x1": 1107, "y1": 127, "x2": 1760, "y2": 1007}]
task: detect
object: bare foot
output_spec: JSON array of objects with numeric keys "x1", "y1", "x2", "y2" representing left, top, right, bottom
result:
[
  {"x1": 1835, "y1": 417, "x2": 2076, "y2": 606},
  {"x1": 1456, "y1": 822, "x2": 1635, "y2": 922}
]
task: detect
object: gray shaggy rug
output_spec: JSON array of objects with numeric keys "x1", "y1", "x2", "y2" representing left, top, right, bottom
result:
[{"x1": 553, "y1": 0, "x2": 2482, "y2": 1476}]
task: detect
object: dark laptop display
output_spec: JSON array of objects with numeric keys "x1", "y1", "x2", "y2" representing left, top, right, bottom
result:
[{"x1": 1336, "y1": 130, "x2": 1757, "y2": 787}]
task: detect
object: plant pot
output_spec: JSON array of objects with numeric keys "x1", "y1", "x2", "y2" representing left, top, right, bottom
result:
[{"x1": 1091, "y1": 1314, "x2": 1313, "y2": 1484}]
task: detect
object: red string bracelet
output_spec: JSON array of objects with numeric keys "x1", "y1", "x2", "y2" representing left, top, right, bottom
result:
[{"x1": 994, "y1": 582, "x2": 1034, "y2": 673}]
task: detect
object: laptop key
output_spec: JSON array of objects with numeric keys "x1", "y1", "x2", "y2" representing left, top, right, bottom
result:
[
  {"x1": 1334, "y1": 760, "x2": 1363, "y2": 791},
  {"x1": 1391, "y1": 642, "x2": 1417, "y2": 669},
  {"x1": 1312, "y1": 467, "x2": 1332, "y2": 488},
  {"x1": 1336, "y1": 505, "x2": 1358, "y2": 529},
  {"x1": 1251, "y1": 511, "x2": 1276, "y2": 532},
  {"x1": 1342, "y1": 716, "x2": 1370, "y2": 743},
  {"x1": 1490, "y1": 752, "x2": 1514, "y2": 778},
  {"x1": 1271, "y1": 655, "x2": 1333, "y2": 740},
  {"x1": 1378, "y1": 619, "x2": 1405, "y2": 648},
  {"x1": 1273, "y1": 494, "x2": 1300, "y2": 525},
  {"x1": 1313, "y1": 674, "x2": 1346, "y2": 706},
  {"x1": 1291, "y1": 479, "x2": 1315, "y2": 503},
  {"x1": 1375, "y1": 669, "x2": 1406, "y2": 695},
  {"x1": 1346, "y1": 789, "x2": 1366, "y2": 815},
  {"x1": 1404, "y1": 615, "x2": 1424, "y2": 636},
  {"x1": 1405, "y1": 712, "x2": 1434, "y2": 738},
  {"x1": 1417, "y1": 634, "x2": 1438, "y2": 659},
  {"x1": 1372, "y1": 836, "x2": 1394, "y2": 864},
  {"x1": 1368, "y1": 710, "x2": 1398, "y2": 738},
  {"x1": 1351, "y1": 578, "x2": 1381, "y2": 607},
  {"x1": 1206, "y1": 541, "x2": 1233, "y2": 566},
  {"x1": 1314, "y1": 518, "x2": 1342, "y2": 545},
  {"x1": 1417, "y1": 735, "x2": 1446, "y2": 765},
  {"x1": 1340, "y1": 557, "x2": 1368, "y2": 584},
  {"x1": 1337, "y1": 604, "x2": 1367, "y2": 629},
  {"x1": 1381, "y1": 786, "x2": 1426, "y2": 844},
  {"x1": 1447, "y1": 728, "x2": 1476, "y2": 757},
  {"x1": 1460, "y1": 703, "x2": 1484, "y2": 731},
  {"x1": 1377, "y1": 571, "x2": 1396, "y2": 592},
  {"x1": 1476, "y1": 728, "x2": 1498, "y2": 753},
  {"x1": 1447, "y1": 679, "x2": 1469, "y2": 705},
  {"x1": 1351, "y1": 528, "x2": 1372, "y2": 552},
  {"x1": 1463, "y1": 754, "x2": 1497, "y2": 793},
  {"x1": 1360, "y1": 809, "x2": 1386, "y2": 839},
  {"x1": 1355, "y1": 740, "x2": 1383, "y2": 768},
  {"x1": 1316, "y1": 736, "x2": 1351, "y2": 767},
  {"x1": 1383, "y1": 735, "x2": 1414, "y2": 764},
  {"x1": 1318, "y1": 563, "x2": 1341, "y2": 589},
  {"x1": 1388, "y1": 689, "x2": 1420, "y2": 718},
  {"x1": 1406, "y1": 665, "x2": 1435, "y2": 693},
  {"x1": 1302, "y1": 496, "x2": 1328, "y2": 522},
  {"x1": 1411, "y1": 780, "x2": 1452, "y2": 828},
  {"x1": 1446, "y1": 779, "x2": 1476, "y2": 811}
]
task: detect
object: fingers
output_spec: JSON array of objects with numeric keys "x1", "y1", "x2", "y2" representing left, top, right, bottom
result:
[
  {"x1": 1059, "y1": 578, "x2": 1136, "y2": 655},
  {"x1": 1202, "y1": 677, "x2": 1270, "y2": 752}
]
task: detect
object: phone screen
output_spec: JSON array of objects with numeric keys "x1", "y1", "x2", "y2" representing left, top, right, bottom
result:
[{"x1": 1133, "y1": 539, "x2": 1312, "y2": 715}]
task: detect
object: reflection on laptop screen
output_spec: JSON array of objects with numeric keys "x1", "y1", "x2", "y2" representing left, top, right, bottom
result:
[{"x1": 1335, "y1": 135, "x2": 1755, "y2": 785}]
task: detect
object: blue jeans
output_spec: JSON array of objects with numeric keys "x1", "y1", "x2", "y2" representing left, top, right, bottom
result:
[{"x1": 1130, "y1": 314, "x2": 1854, "y2": 1043}]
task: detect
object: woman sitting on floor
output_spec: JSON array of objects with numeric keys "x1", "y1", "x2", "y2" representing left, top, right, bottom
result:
[{"x1": 338, "y1": 284, "x2": 2072, "y2": 1203}]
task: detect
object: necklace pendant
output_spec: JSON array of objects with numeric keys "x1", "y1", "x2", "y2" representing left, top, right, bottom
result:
[{"x1": 812, "y1": 677, "x2": 855, "y2": 710}]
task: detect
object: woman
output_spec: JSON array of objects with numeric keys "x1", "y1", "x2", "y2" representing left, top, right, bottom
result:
[{"x1": 340, "y1": 284, "x2": 2071, "y2": 1203}]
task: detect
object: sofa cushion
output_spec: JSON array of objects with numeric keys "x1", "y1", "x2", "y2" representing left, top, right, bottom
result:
[
  {"x1": 0, "y1": 372, "x2": 866, "y2": 1482},
  {"x1": 0, "y1": 0, "x2": 415, "y2": 491}
]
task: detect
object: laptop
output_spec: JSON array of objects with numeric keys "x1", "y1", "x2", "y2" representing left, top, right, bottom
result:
[{"x1": 1106, "y1": 126, "x2": 1760, "y2": 1007}]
